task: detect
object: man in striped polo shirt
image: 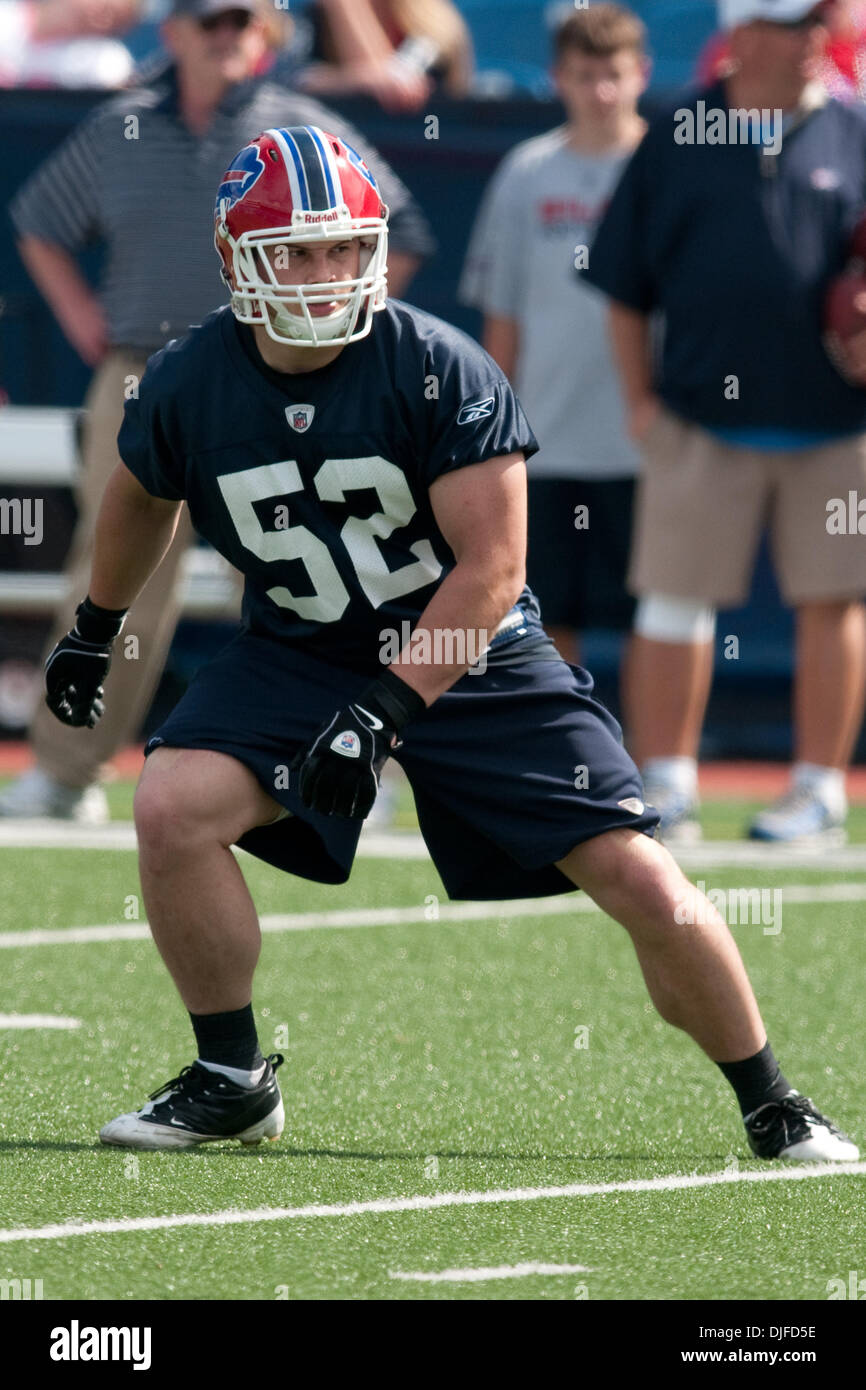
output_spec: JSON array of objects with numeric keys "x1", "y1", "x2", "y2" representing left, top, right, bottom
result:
[{"x1": 2, "y1": 0, "x2": 434, "y2": 823}]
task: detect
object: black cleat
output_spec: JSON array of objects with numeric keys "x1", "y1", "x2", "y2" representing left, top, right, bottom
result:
[
  {"x1": 99, "y1": 1055, "x2": 285, "y2": 1150},
  {"x1": 744, "y1": 1090, "x2": 858, "y2": 1162}
]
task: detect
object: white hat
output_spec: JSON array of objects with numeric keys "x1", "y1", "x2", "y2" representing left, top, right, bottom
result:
[{"x1": 717, "y1": 0, "x2": 828, "y2": 28}]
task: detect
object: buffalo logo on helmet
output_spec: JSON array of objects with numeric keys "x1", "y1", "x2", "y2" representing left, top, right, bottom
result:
[
  {"x1": 342, "y1": 138, "x2": 380, "y2": 193},
  {"x1": 213, "y1": 142, "x2": 266, "y2": 217}
]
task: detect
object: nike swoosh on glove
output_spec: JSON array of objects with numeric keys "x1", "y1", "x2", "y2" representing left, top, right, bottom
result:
[
  {"x1": 44, "y1": 596, "x2": 127, "y2": 729},
  {"x1": 290, "y1": 668, "x2": 427, "y2": 819}
]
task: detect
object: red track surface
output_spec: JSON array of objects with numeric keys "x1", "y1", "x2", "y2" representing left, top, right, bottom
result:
[{"x1": 1, "y1": 743, "x2": 866, "y2": 800}]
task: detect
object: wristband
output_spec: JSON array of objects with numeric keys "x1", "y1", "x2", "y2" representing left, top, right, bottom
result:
[
  {"x1": 357, "y1": 668, "x2": 427, "y2": 733},
  {"x1": 74, "y1": 595, "x2": 128, "y2": 645}
]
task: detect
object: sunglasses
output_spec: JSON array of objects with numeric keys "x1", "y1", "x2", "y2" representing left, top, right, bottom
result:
[{"x1": 199, "y1": 9, "x2": 253, "y2": 32}]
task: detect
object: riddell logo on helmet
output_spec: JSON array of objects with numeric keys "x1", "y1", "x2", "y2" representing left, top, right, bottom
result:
[{"x1": 303, "y1": 210, "x2": 339, "y2": 224}]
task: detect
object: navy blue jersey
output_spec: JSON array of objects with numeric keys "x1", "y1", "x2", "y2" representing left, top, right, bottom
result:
[{"x1": 119, "y1": 301, "x2": 539, "y2": 672}]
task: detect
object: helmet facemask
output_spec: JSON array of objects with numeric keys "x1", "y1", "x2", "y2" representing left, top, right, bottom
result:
[{"x1": 216, "y1": 204, "x2": 388, "y2": 348}]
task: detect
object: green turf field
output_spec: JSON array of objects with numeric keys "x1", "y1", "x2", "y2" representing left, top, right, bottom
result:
[{"x1": 0, "y1": 790, "x2": 864, "y2": 1300}]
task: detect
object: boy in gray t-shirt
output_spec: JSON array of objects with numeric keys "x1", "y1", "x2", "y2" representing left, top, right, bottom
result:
[{"x1": 459, "y1": 3, "x2": 648, "y2": 665}]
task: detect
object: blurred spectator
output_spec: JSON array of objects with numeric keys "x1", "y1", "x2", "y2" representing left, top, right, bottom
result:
[
  {"x1": 583, "y1": 0, "x2": 866, "y2": 845},
  {"x1": 131, "y1": 0, "x2": 295, "y2": 84},
  {"x1": 0, "y1": 0, "x2": 434, "y2": 822},
  {"x1": 0, "y1": 0, "x2": 141, "y2": 87},
  {"x1": 698, "y1": 0, "x2": 866, "y2": 101},
  {"x1": 292, "y1": 0, "x2": 474, "y2": 111},
  {"x1": 459, "y1": 3, "x2": 647, "y2": 668}
]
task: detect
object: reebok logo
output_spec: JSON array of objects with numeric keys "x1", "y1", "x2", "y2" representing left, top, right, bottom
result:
[
  {"x1": 50, "y1": 1321, "x2": 152, "y2": 1371},
  {"x1": 457, "y1": 397, "x2": 495, "y2": 426}
]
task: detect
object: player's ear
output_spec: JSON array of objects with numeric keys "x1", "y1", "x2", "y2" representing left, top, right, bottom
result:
[
  {"x1": 218, "y1": 247, "x2": 237, "y2": 293},
  {"x1": 214, "y1": 221, "x2": 237, "y2": 292}
]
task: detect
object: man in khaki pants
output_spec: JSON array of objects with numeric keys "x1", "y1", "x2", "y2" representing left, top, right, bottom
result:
[
  {"x1": 582, "y1": 0, "x2": 866, "y2": 844},
  {"x1": 19, "y1": 351, "x2": 196, "y2": 819},
  {"x1": 2, "y1": 0, "x2": 432, "y2": 820}
]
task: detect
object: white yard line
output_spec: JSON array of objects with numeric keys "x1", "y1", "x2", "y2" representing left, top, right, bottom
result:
[
  {"x1": 0, "y1": 822, "x2": 425, "y2": 857},
  {"x1": 0, "y1": 1161, "x2": 864, "y2": 1245},
  {"x1": 0, "y1": 897, "x2": 599, "y2": 948},
  {"x1": 3, "y1": 820, "x2": 866, "y2": 871},
  {"x1": 0, "y1": 880, "x2": 865, "y2": 950},
  {"x1": 388, "y1": 1261, "x2": 591, "y2": 1282},
  {"x1": 0, "y1": 1013, "x2": 80, "y2": 1029}
]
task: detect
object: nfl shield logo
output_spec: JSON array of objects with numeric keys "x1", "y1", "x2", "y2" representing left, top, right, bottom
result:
[
  {"x1": 287, "y1": 404, "x2": 315, "y2": 433},
  {"x1": 331, "y1": 730, "x2": 360, "y2": 758}
]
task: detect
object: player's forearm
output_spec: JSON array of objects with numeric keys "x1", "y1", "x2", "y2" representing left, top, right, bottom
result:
[
  {"x1": 389, "y1": 559, "x2": 525, "y2": 705},
  {"x1": 88, "y1": 465, "x2": 182, "y2": 611},
  {"x1": 608, "y1": 301, "x2": 654, "y2": 404}
]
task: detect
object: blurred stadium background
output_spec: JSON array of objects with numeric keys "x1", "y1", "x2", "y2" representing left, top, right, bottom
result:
[{"x1": 0, "y1": 0, "x2": 835, "y2": 761}]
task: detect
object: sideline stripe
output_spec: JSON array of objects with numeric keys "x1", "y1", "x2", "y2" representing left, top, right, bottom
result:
[
  {"x1": 2, "y1": 881, "x2": 866, "y2": 950},
  {"x1": 0, "y1": 1162, "x2": 864, "y2": 1245},
  {"x1": 389, "y1": 1261, "x2": 591, "y2": 1282},
  {"x1": 0, "y1": 1013, "x2": 80, "y2": 1029}
]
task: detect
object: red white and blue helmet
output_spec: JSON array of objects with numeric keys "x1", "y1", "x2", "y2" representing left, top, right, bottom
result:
[{"x1": 214, "y1": 126, "x2": 389, "y2": 348}]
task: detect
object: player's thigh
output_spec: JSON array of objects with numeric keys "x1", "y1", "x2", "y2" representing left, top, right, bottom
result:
[{"x1": 134, "y1": 745, "x2": 285, "y2": 849}]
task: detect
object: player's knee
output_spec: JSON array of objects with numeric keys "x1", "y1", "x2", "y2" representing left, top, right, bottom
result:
[
  {"x1": 559, "y1": 827, "x2": 648, "y2": 895},
  {"x1": 133, "y1": 778, "x2": 205, "y2": 865},
  {"x1": 563, "y1": 830, "x2": 683, "y2": 916}
]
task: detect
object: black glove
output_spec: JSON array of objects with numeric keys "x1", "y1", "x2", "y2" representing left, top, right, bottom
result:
[
  {"x1": 44, "y1": 596, "x2": 128, "y2": 728},
  {"x1": 291, "y1": 668, "x2": 426, "y2": 818}
]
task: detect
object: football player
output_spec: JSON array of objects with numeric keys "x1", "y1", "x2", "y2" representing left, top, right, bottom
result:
[{"x1": 45, "y1": 126, "x2": 858, "y2": 1162}]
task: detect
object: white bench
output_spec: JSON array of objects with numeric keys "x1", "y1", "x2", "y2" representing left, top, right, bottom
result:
[{"x1": 0, "y1": 406, "x2": 239, "y2": 617}]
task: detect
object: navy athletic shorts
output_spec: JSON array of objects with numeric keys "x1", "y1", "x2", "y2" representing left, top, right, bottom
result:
[{"x1": 144, "y1": 616, "x2": 658, "y2": 901}]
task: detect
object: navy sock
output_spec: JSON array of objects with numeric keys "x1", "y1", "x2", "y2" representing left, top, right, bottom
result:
[
  {"x1": 717, "y1": 1040, "x2": 791, "y2": 1117},
  {"x1": 189, "y1": 1004, "x2": 263, "y2": 1072}
]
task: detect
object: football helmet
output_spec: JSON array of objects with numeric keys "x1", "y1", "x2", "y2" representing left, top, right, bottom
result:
[{"x1": 214, "y1": 125, "x2": 389, "y2": 348}]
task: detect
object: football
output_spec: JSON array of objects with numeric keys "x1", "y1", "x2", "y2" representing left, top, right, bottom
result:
[
  {"x1": 823, "y1": 215, "x2": 866, "y2": 386},
  {"x1": 823, "y1": 271, "x2": 866, "y2": 385}
]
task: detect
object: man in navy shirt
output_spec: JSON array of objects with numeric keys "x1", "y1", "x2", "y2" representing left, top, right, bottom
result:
[
  {"x1": 41, "y1": 125, "x2": 856, "y2": 1164},
  {"x1": 582, "y1": 0, "x2": 866, "y2": 844}
]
